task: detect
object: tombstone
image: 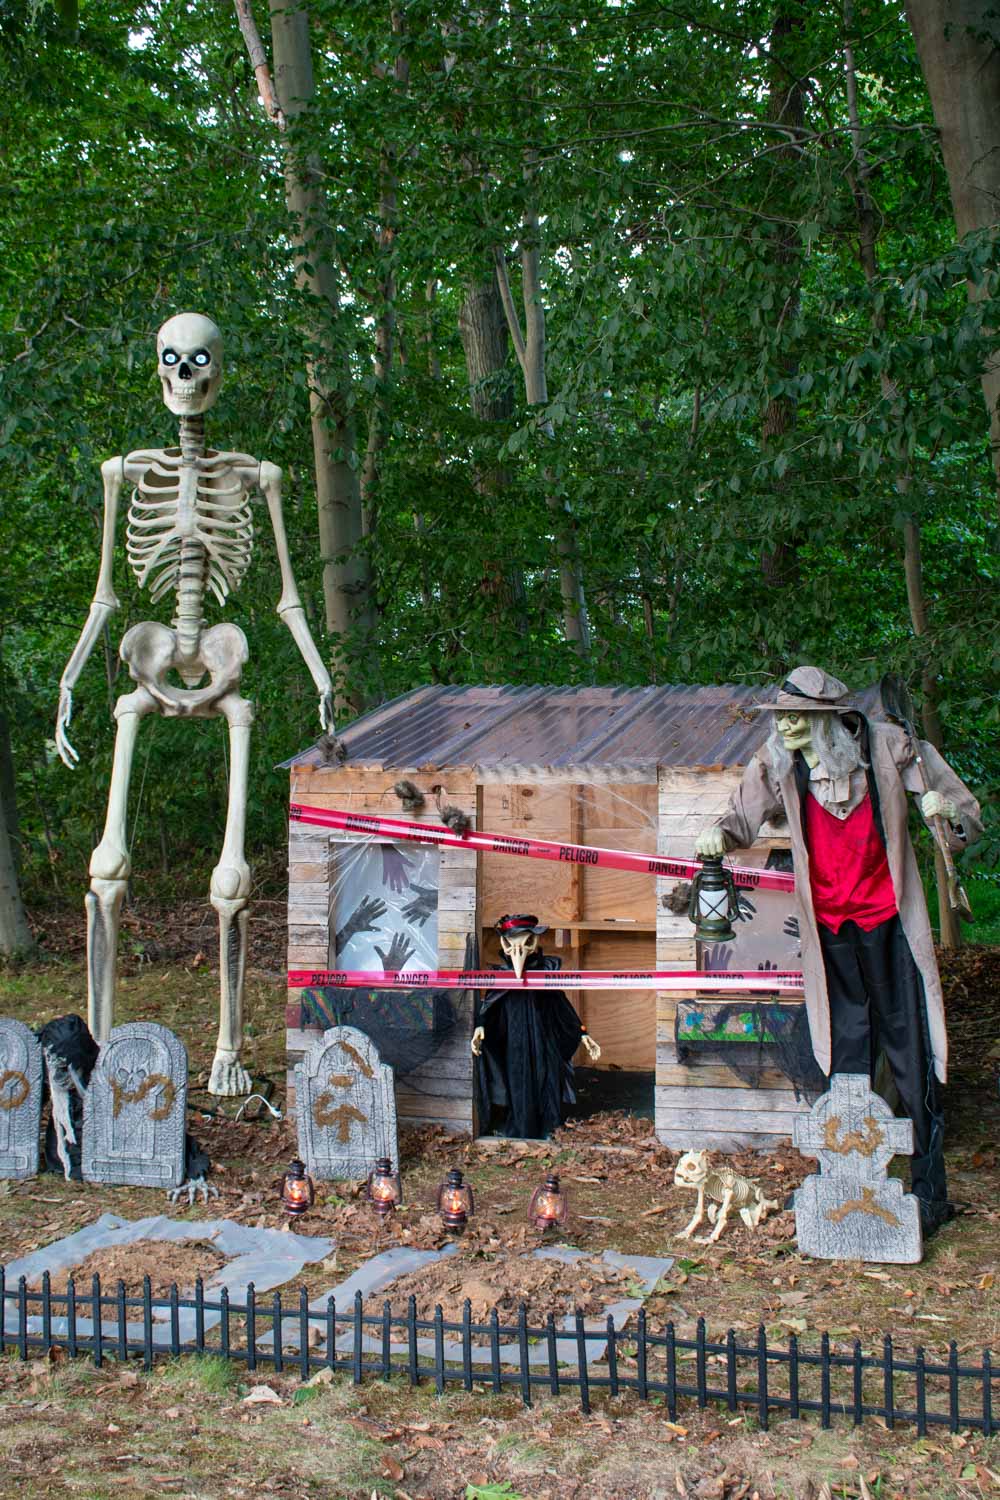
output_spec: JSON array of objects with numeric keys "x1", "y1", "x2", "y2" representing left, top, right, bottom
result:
[
  {"x1": 792, "y1": 1072, "x2": 922, "y2": 1263},
  {"x1": 82, "y1": 1022, "x2": 187, "y2": 1189},
  {"x1": 0, "y1": 1019, "x2": 42, "y2": 1180},
  {"x1": 295, "y1": 1025, "x2": 397, "y2": 1180}
]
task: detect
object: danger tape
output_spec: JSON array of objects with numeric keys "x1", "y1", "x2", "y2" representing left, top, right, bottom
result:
[
  {"x1": 288, "y1": 967, "x2": 804, "y2": 992},
  {"x1": 289, "y1": 803, "x2": 795, "y2": 893}
]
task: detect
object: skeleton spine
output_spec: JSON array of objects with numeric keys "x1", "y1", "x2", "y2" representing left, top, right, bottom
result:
[{"x1": 174, "y1": 414, "x2": 207, "y2": 662}]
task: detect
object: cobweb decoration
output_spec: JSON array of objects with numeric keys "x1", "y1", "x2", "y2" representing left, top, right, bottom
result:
[{"x1": 675, "y1": 1000, "x2": 826, "y2": 1099}]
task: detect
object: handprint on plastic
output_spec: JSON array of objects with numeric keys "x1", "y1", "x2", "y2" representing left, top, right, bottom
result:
[
  {"x1": 757, "y1": 959, "x2": 778, "y2": 971},
  {"x1": 401, "y1": 883, "x2": 438, "y2": 929},
  {"x1": 703, "y1": 943, "x2": 734, "y2": 972},
  {"x1": 381, "y1": 845, "x2": 415, "y2": 893},
  {"x1": 734, "y1": 892, "x2": 757, "y2": 924},
  {"x1": 335, "y1": 895, "x2": 387, "y2": 953},
  {"x1": 374, "y1": 931, "x2": 416, "y2": 972},
  {"x1": 782, "y1": 914, "x2": 800, "y2": 940}
]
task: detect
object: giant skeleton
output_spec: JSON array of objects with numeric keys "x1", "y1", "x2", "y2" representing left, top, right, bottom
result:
[{"x1": 56, "y1": 314, "x2": 334, "y2": 1095}]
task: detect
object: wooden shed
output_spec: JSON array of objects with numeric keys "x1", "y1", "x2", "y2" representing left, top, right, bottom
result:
[{"x1": 284, "y1": 683, "x2": 812, "y2": 1150}]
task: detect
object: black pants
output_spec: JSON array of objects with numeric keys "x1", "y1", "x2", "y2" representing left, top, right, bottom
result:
[{"x1": 818, "y1": 914, "x2": 947, "y2": 1207}]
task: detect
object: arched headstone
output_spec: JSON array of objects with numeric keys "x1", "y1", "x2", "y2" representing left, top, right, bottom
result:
[
  {"x1": 295, "y1": 1025, "x2": 397, "y2": 1180},
  {"x1": 82, "y1": 1022, "x2": 187, "y2": 1189},
  {"x1": 0, "y1": 1019, "x2": 42, "y2": 1180}
]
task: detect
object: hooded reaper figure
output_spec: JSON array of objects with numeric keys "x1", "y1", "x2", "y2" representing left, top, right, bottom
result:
[
  {"x1": 472, "y1": 915, "x2": 601, "y2": 1138},
  {"x1": 697, "y1": 666, "x2": 982, "y2": 1237}
]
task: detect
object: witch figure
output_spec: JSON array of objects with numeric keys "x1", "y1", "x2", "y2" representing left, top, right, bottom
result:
[{"x1": 472, "y1": 914, "x2": 601, "y2": 1138}]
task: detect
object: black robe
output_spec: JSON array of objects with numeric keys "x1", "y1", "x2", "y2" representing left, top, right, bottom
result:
[{"x1": 474, "y1": 953, "x2": 583, "y2": 1139}]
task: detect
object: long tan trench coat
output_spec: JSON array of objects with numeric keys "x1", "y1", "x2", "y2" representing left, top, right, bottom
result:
[{"x1": 716, "y1": 722, "x2": 982, "y2": 1083}]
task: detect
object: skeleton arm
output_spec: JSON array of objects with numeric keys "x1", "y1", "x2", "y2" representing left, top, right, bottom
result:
[
  {"x1": 259, "y1": 460, "x2": 335, "y2": 732},
  {"x1": 56, "y1": 457, "x2": 124, "y2": 768}
]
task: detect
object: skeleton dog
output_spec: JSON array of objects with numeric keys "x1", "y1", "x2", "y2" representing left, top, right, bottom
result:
[{"x1": 56, "y1": 314, "x2": 334, "y2": 1095}]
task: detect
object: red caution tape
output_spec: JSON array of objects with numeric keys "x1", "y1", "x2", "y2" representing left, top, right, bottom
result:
[
  {"x1": 288, "y1": 967, "x2": 804, "y2": 992},
  {"x1": 289, "y1": 804, "x2": 795, "y2": 893}
]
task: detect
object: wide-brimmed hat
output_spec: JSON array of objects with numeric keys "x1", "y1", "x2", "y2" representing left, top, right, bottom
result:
[
  {"x1": 495, "y1": 913, "x2": 548, "y2": 937},
  {"x1": 753, "y1": 665, "x2": 853, "y2": 715}
]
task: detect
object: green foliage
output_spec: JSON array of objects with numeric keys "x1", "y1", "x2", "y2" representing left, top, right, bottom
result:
[{"x1": 0, "y1": 0, "x2": 996, "y2": 901}]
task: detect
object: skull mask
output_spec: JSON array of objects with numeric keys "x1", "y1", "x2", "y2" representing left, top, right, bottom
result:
[
  {"x1": 156, "y1": 312, "x2": 223, "y2": 415},
  {"x1": 496, "y1": 915, "x2": 546, "y2": 979}
]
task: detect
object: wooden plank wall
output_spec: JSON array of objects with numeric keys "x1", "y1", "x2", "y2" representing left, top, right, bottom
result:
[
  {"x1": 286, "y1": 766, "x2": 478, "y2": 1134},
  {"x1": 479, "y1": 780, "x2": 658, "y2": 1071},
  {"x1": 655, "y1": 766, "x2": 810, "y2": 1152}
]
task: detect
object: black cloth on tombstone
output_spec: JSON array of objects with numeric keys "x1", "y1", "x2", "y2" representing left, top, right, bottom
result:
[
  {"x1": 819, "y1": 914, "x2": 948, "y2": 1216},
  {"x1": 474, "y1": 952, "x2": 583, "y2": 1139}
]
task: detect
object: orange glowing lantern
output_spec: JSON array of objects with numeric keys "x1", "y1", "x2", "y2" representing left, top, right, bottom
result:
[
  {"x1": 366, "y1": 1157, "x2": 402, "y2": 1218},
  {"x1": 436, "y1": 1167, "x2": 475, "y2": 1232},
  {"x1": 528, "y1": 1172, "x2": 568, "y2": 1231},
  {"x1": 281, "y1": 1158, "x2": 315, "y2": 1216}
]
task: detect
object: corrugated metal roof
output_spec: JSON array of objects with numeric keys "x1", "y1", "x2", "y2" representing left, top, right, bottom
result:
[{"x1": 281, "y1": 682, "x2": 822, "y2": 775}]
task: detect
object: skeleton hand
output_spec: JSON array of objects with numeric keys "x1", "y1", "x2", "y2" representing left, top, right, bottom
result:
[
  {"x1": 922, "y1": 790, "x2": 958, "y2": 823},
  {"x1": 335, "y1": 896, "x2": 387, "y2": 951},
  {"x1": 470, "y1": 1025, "x2": 485, "y2": 1057},
  {"x1": 581, "y1": 1033, "x2": 601, "y2": 1062},
  {"x1": 401, "y1": 884, "x2": 437, "y2": 928},
  {"x1": 56, "y1": 686, "x2": 79, "y2": 769},
  {"x1": 696, "y1": 826, "x2": 727, "y2": 858},
  {"x1": 168, "y1": 1175, "x2": 219, "y2": 1207},
  {"x1": 374, "y1": 931, "x2": 415, "y2": 971},
  {"x1": 381, "y1": 846, "x2": 414, "y2": 893}
]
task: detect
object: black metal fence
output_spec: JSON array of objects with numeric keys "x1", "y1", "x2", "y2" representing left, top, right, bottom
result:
[{"x1": 1, "y1": 1267, "x2": 995, "y2": 1434}]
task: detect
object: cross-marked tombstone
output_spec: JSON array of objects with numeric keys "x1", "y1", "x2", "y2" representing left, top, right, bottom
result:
[
  {"x1": 295, "y1": 1025, "x2": 397, "y2": 1180},
  {"x1": 0, "y1": 1019, "x2": 42, "y2": 1180},
  {"x1": 793, "y1": 1072, "x2": 922, "y2": 1263},
  {"x1": 82, "y1": 1023, "x2": 187, "y2": 1189}
]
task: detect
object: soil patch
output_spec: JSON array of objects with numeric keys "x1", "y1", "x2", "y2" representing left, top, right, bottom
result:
[
  {"x1": 363, "y1": 1249, "x2": 644, "y2": 1332},
  {"x1": 32, "y1": 1237, "x2": 227, "y2": 1298}
]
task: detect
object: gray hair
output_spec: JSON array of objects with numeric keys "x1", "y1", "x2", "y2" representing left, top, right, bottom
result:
[{"x1": 767, "y1": 712, "x2": 867, "y2": 780}]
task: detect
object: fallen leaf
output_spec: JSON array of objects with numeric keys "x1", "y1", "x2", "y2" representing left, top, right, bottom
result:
[
  {"x1": 242, "y1": 1384, "x2": 283, "y2": 1406},
  {"x1": 675, "y1": 1473, "x2": 687, "y2": 1496},
  {"x1": 163, "y1": 1407, "x2": 181, "y2": 1420},
  {"x1": 381, "y1": 1457, "x2": 404, "y2": 1481},
  {"x1": 979, "y1": 1272, "x2": 994, "y2": 1291}
]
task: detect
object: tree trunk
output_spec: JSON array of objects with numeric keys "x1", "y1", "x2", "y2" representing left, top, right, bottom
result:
[
  {"x1": 906, "y1": 0, "x2": 1000, "y2": 517},
  {"x1": 268, "y1": 0, "x2": 370, "y2": 709},
  {"x1": 494, "y1": 182, "x2": 591, "y2": 656},
  {"x1": 0, "y1": 715, "x2": 32, "y2": 955},
  {"x1": 458, "y1": 274, "x2": 527, "y2": 649}
]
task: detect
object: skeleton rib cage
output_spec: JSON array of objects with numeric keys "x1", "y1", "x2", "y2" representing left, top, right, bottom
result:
[{"x1": 125, "y1": 451, "x2": 255, "y2": 653}]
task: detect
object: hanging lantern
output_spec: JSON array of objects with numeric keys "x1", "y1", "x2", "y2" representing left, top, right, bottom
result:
[
  {"x1": 281, "y1": 1158, "x2": 315, "y2": 1216},
  {"x1": 688, "y1": 854, "x2": 739, "y2": 943},
  {"x1": 528, "y1": 1172, "x2": 568, "y2": 1231},
  {"x1": 436, "y1": 1168, "x2": 475, "y2": 1232},
  {"x1": 366, "y1": 1157, "x2": 402, "y2": 1219}
]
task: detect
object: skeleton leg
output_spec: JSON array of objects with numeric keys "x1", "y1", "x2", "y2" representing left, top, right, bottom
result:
[
  {"x1": 678, "y1": 1186, "x2": 705, "y2": 1240},
  {"x1": 86, "y1": 689, "x2": 156, "y2": 1043},
  {"x1": 208, "y1": 693, "x2": 253, "y2": 1096},
  {"x1": 699, "y1": 1188, "x2": 734, "y2": 1244}
]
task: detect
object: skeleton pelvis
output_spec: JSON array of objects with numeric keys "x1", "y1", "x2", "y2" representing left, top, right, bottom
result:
[{"x1": 119, "y1": 621, "x2": 248, "y2": 716}]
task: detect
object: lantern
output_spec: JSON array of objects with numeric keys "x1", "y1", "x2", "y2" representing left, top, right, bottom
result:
[
  {"x1": 528, "y1": 1172, "x2": 568, "y2": 1231},
  {"x1": 688, "y1": 854, "x2": 739, "y2": 943},
  {"x1": 366, "y1": 1157, "x2": 402, "y2": 1218},
  {"x1": 436, "y1": 1167, "x2": 474, "y2": 1232},
  {"x1": 281, "y1": 1158, "x2": 315, "y2": 1216}
]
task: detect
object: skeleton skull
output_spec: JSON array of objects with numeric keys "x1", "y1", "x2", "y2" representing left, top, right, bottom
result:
[
  {"x1": 500, "y1": 929, "x2": 540, "y2": 979},
  {"x1": 156, "y1": 312, "x2": 223, "y2": 415}
]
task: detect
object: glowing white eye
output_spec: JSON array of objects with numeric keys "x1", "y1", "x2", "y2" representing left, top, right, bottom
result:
[
  {"x1": 162, "y1": 349, "x2": 179, "y2": 365},
  {"x1": 193, "y1": 350, "x2": 211, "y2": 366}
]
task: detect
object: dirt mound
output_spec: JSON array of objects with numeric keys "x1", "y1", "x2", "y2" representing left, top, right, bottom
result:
[
  {"x1": 33, "y1": 1238, "x2": 227, "y2": 1298},
  {"x1": 363, "y1": 1248, "x2": 643, "y2": 1332}
]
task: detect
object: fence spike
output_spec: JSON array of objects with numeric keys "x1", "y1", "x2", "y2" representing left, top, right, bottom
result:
[
  {"x1": 607, "y1": 1313, "x2": 619, "y2": 1399},
  {"x1": 169, "y1": 1281, "x2": 180, "y2": 1359},
  {"x1": 408, "y1": 1295, "x2": 419, "y2": 1386},
  {"x1": 666, "y1": 1321, "x2": 677, "y2": 1421},
  {"x1": 41, "y1": 1270, "x2": 51, "y2": 1355},
  {"x1": 194, "y1": 1276, "x2": 205, "y2": 1353},
  {"x1": 462, "y1": 1299, "x2": 473, "y2": 1392},
  {"x1": 546, "y1": 1311, "x2": 559, "y2": 1397},
  {"x1": 948, "y1": 1341, "x2": 960, "y2": 1434},
  {"x1": 326, "y1": 1296, "x2": 337, "y2": 1373},
  {"x1": 916, "y1": 1345, "x2": 927, "y2": 1436},
  {"x1": 637, "y1": 1306, "x2": 648, "y2": 1402},
  {"x1": 116, "y1": 1279, "x2": 127, "y2": 1363},
  {"x1": 92, "y1": 1273, "x2": 103, "y2": 1368},
  {"x1": 66, "y1": 1275, "x2": 77, "y2": 1361},
  {"x1": 696, "y1": 1316, "x2": 707, "y2": 1407},
  {"x1": 789, "y1": 1332, "x2": 799, "y2": 1420},
  {"x1": 220, "y1": 1286, "x2": 230, "y2": 1363},
  {"x1": 17, "y1": 1276, "x2": 27, "y2": 1361},
  {"x1": 575, "y1": 1309, "x2": 590, "y2": 1416},
  {"x1": 820, "y1": 1332, "x2": 831, "y2": 1429},
  {"x1": 434, "y1": 1305, "x2": 445, "y2": 1396},
  {"x1": 382, "y1": 1299, "x2": 391, "y2": 1380},
  {"x1": 852, "y1": 1338, "x2": 863, "y2": 1427},
  {"x1": 517, "y1": 1305, "x2": 531, "y2": 1408},
  {"x1": 353, "y1": 1291, "x2": 363, "y2": 1385},
  {"x1": 299, "y1": 1286, "x2": 310, "y2": 1381},
  {"x1": 246, "y1": 1283, "x2": 257, "y2": 1372},
  {"x1": 727, "y1": 1329, "x2": 738, "y2": 1412},
  {"x1": 756, "y1": 1324, "x2": 768, "y2": 1431},
  {"x1": 142, "y1": 1275, "x2": 153, "y2": 1372},
  {"x1": 489, "y1": 1307, "x2": 501, "y2": 1394},
  {"x1": 272, "y1": 1291, "x2": 283, "y2": 1374}
]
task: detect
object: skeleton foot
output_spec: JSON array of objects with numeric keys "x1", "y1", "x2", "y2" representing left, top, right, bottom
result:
[
  {"x1": 209, "y1": 1048, "x2": 252, "y2": 1097},
  {"x1": 168, "y1": 1175, "x2": 219, "y2": 1207}
]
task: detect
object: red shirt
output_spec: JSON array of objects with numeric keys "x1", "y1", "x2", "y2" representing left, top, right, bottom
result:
[{"x1": 804, "y1": 791, "x2": 898, "y2": 933}]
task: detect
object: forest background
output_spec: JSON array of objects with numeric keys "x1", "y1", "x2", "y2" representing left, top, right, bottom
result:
[{"x1": 1, "y1": 0, "x2": 998, "y2": 946}]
